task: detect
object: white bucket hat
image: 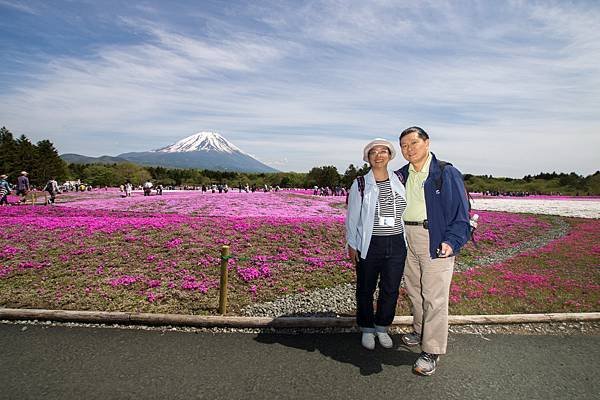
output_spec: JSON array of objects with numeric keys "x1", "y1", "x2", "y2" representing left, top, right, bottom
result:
[{"x1": 363, "y1": 138, "x2": 396, "y2": 162}]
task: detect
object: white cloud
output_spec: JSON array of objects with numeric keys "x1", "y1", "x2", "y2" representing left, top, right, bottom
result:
[
  {"x1": 0, "y1": 0, "x2": 598, "y2": 176},
  {"x1": 0, "y1": 0, "x2": 37, "y2": 14}
]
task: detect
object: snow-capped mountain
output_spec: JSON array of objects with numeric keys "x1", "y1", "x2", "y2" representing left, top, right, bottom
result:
[
  {"x1": 115, "y1": 131, "x2": 277, "y2": 173},
  {"x1": 153, "y1": 131, "x2": 246, "y2": 154}
]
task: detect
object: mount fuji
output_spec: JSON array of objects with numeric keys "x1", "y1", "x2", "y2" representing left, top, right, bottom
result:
[
  {"x1": 61, "y1": 131, "x2": 277, "y2": 172},
  {"x1": 114, "y1": 131, "x2": 278, "y2": 172}
]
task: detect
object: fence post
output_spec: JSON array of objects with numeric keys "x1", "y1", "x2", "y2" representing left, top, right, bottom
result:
[{"x1": 219, "y1": 245, "x2": 230, "y2": 315}]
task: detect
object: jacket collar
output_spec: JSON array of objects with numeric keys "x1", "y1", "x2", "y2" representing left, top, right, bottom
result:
[
  {"x1": 427, "y1": 152, "x2": 442, "y2": 177},
  {"x1": 364, "y1": 168, "x2": 391, "y2": 185}
]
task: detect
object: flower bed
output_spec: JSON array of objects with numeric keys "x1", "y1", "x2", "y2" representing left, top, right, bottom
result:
[
  {"x1": 1, "y1": 191, "x2": 597, "y2": 315},
  {"x1": 58, "y1": 189, "x2": 344, "y2": 218},
  {"x1": 444, "y1": 218, "x2": 600, "y2": 314}
]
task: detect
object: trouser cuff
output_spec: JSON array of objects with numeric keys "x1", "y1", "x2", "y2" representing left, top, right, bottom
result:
[{"x1": 422, "y1": 346, "x2": 446, "y2": 355}]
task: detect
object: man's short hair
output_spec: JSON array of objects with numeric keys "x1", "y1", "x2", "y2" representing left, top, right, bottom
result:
[{"x1": 400, "y1": 126, "x2": 429, "y2": 141}]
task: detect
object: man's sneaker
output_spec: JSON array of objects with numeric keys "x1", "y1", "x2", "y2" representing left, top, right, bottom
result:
[
  {"x1": 361, "y1": 332, "x2": 375, "y2": 350},
  {"x1": 401, "y1": 331, "x2": 421, "y2": 346},
  {"x1": 413, "y1": 352, "x2": 439, "y2": 376},
  {"x1": 375, "y1": 332, "x2": 393, "y2": 348}
]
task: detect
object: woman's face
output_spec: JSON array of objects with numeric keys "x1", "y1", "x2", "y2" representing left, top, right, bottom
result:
[
  {"x1": 368, "y1": 145, "x2": 391, "y2": 168},
  {"x1": 400, "y1": 132, "x2": 429, "y2": 165}
]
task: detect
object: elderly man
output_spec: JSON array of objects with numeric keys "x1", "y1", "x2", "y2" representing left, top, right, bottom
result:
[
  {"x1": 17, "y1": 171, "x2": 30, "y2": 203},
  {"x1": 396, "y1": 127, "x2": 470, "y2": 376}
]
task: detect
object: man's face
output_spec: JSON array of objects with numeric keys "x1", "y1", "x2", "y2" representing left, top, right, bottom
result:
[{"x1": 400, "y1": 132, "x2": 429, "y2": 165}]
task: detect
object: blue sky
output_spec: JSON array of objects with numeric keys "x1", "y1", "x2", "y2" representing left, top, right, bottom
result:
[{"x1": 1, "y1": 0, "x2": 598, "y2": 177}]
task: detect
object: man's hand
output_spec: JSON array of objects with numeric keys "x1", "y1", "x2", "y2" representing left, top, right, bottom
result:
[
  {"x1": 347, "y1": 246, "x2": 359, "y2": 265},
  {"x1": 438, "y1": 242, "x2": 454, "y2": 258}
]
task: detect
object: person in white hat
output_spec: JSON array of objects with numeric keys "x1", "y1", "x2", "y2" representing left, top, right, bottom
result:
[
  {"x1": 346, "y1": 138, "x2": 408, "y2": 350},
  {"x1": 17, "y1": 171, "x2": 30, "y2": 203}
]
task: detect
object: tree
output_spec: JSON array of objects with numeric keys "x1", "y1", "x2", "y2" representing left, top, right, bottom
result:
[
  {"x1": 14, "y1": 135, "x2": 37, "y2": 183},
  {"x1": 34, "y1": 139, "x2": 68, "y2": 183},
  {"x1": 114, "y1": 163, "x2": 151, "y2": 185},
  {"x1": 307, "y1": 165, "x2": 341, "y2": 188},
  {"x1": 67, "y1": 163, "x2": 87, "y2": 182},
  {"x1": 83, "y1": 165, "x2": 117, "y2": 187},
  {"x1": 342, "y1": 164, "x2": 357, "y2": 188},
  {"x1": 357, "y1": 163, "x2": 370, "y2": 176},
  {"x1": 587, "y1": 171, "x2": 600, "y2": 195},
  {"x1": 0, "y1": 127, "x2": 17, "y2": 176},
  {"x1": 0, "y1": 129, "x2": 67, "y2": 186}
]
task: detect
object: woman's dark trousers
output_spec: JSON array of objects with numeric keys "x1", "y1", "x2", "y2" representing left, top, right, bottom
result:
[{"x1": 356, "y1": 234, "x2": 406, "y2": 331}]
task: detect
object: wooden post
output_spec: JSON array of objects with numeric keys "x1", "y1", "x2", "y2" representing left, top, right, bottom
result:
[{"x1": 218, "y1": 245, "x2": 230, "y2": 315}]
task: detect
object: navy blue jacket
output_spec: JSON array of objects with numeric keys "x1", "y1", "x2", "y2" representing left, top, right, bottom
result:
[{"x1": 396, "y1": 153, "x2": 470, "y2": 258}]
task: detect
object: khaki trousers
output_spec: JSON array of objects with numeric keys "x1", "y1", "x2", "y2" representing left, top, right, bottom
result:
[{"x1": 404, "y1": 225, "x2": 454, "y2": 354}]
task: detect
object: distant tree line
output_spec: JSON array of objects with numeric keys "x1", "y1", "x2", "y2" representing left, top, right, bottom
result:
[
  {"x1": 64, "y1": 162, "x2": 361, "y2": 189},
  {"x1": 65, "y1": 158, "x2": 600, "y2": 195},
  {"x1": 0, "y1": 127, "x2": 68, "y2": 187},
  {"x1": 464, "y1": 172, "x2": 600, "y2": 196},
  {"x1": 2, "y1": 126, "x2": 598, "y2": 195}
]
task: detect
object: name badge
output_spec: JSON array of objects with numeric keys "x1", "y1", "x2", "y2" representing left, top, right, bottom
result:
[{"x1": 379, "y1": 217, "x2": 395, "y2": 227}]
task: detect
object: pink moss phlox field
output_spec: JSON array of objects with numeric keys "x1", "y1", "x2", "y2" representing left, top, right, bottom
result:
[
  {"x1": 471, "y1": 210, "x2": 551, "y2": 247},
  {"x1": 59, "y1": 190, "x2": 344, "y2": 218},
  {"x1": 456, "y1": 210, "x2": 553, "y2": 266},
  {"x1": 1, "y1": 190, "x2": 597, "y2": 315},
  {"x1": 470, "y1": 194, "x2": 600, "y2": 201},
  {"x1": 0, "y1": 192, "x2": 349, "y2": 313},
  {"x1": 450, "y1": 219, "x2": 600, "y2": 313}
]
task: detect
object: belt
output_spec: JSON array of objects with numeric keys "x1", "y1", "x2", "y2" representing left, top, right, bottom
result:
[{"x1": 404, "y1": 220, "x2": 428, "y2": 229}]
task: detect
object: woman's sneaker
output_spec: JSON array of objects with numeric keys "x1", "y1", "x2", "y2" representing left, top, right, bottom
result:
[
  {"x1": 361, "y1": 332, "x2": 375, "y2": 350},
  {"x1": 413, "y1": 352, "x2": 439, "y2": 376},
  {"x1": 401, "y1": 331, "x2": 421, "y2": 346}
]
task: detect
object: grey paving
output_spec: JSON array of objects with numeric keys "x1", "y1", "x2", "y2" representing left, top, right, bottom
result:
[{"x1": 0, "y1": 323, "x2": 598, "y2": 400}]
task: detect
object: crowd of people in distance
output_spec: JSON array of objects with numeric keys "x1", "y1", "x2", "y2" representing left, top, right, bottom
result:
[
  {"x1": 481, "y1": 190, "x2": 566, "y2": 197},
  {"x1": 119, "y1": 181, "x2": 163, "y2": 197},
  {"x1": 312, "y1": 186, "x2": 347, "y2": 197},
  {"x1": 61, "y1": 182, "x2": 95, "y2": 192}
]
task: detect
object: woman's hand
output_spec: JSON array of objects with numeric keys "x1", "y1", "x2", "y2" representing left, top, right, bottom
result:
[{"x1": 347, "y1": 246, "x2": 359, "y2": 266}]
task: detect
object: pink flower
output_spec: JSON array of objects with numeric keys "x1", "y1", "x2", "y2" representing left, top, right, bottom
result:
[
  {"x1": 108, "y1": 275, "x2": 140, "y2": 287},
  {"x1": 147, "y1": 279, "x2": 161, "y2": 288},
  {"x1": 147, "y1": 292, "x2": 158, "y2": 303}
]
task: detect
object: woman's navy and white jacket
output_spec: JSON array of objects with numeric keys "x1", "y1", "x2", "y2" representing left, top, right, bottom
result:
[{"x1": 345, "y1": 169, "x2": 407, "y2": 259}]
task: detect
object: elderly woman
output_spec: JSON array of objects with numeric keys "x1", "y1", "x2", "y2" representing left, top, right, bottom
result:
[{"x1": 346, "y1": 139, "x2": 408, "y2": 350}]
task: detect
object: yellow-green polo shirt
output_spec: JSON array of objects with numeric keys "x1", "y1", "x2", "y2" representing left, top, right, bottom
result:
[{"x1": 403, "y1": 152, "x2": 432, "y2": 222}]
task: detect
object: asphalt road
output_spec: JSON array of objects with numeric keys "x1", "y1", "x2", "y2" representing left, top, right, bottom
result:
[{"x1": 1, "y1": 323, "x2": 598, "y2": 400}]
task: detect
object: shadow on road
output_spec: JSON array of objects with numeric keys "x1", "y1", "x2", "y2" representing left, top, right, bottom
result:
[{"x1": 253, "y1": 314, "x2": 417, "y2": 376}]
